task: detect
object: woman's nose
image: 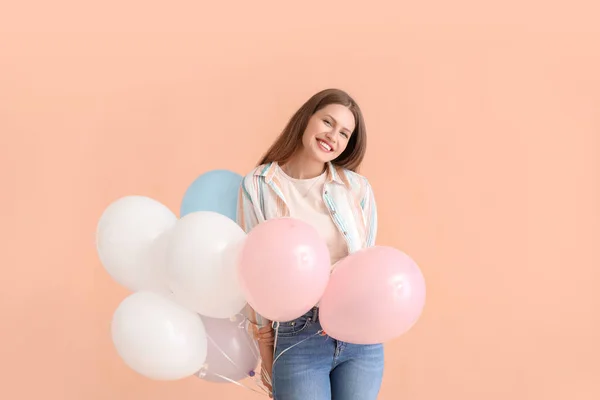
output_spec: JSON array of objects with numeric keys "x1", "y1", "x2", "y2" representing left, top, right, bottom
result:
[{"x1": 325, "y1": 131, "x2": 337, "y2": 143}]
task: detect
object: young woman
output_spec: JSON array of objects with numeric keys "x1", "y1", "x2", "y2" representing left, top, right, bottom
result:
[{"x1": 237, "y1": 89, "x2": 383, "y2": 399}]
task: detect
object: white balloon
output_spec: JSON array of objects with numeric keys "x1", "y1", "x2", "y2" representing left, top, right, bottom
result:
[
  {"x1": 167, "y1": 211, "x2": 247, "y2": 318},
  {"x1": 96, "y1": 196, "x2": 176, "y2": 292},
  {"x1": 111, "y1": 291, "x2": 208, "y2": 380}
]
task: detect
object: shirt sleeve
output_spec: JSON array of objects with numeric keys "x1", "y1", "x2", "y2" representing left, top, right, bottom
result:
[
  {"x1": 361, "y1": 179, "x2": 378, "y2": 247},
  {"x1": 236, "y1": 175, "x2": 270, "y2": 327},
  {"x1": 236, "y1": 175, "x2": 262, "y2": 233}
]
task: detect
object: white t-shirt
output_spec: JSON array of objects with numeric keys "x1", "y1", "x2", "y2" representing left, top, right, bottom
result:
[{"x1": 276, "y1": 165, "x2": 348, "y2": 267}]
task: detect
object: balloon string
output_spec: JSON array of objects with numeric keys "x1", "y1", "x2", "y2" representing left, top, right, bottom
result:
[
  {"x1": 241, "y1": 316, "x2": 275, "y2": 387},
  {"x1": 260, "y1": 365, "x2": 273, "y2": 387},
  {"x1": 253, "y1": 377, "x2": 272, "y2": 397},
  {"x1": 239, "y1": 318, "x2": 261, "y2": 360},
  {"x1": 205, "y1": 334, "x2": 246, "y2": 374},
  {"x1": 237, "y1": 316, "x2": 324, "y2": 388},
  {"x1": 201, "y1": 333, "x2": 270, "y2": 396},
  {"x1": 203, "y1": 371, "x2": 270, "y2": 396},
  {"x1": 240, "y1": 316, "x2": 274, "y2": 395},
  {"x1": 272, "y1": 329, "x2": 324, "y2": 366},
  {"x1": 202, "y1": 317, "x2": 266, "y2": 388}
]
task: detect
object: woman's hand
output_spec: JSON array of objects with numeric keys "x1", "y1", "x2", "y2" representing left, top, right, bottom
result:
[{"x1": 256, "y1": 325, "x2": 275, "y2": 346}]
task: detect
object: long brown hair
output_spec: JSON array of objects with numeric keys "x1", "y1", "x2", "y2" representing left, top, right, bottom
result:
[{"x1": 258, "y1": 88, "x2": 367, "y2": 172}]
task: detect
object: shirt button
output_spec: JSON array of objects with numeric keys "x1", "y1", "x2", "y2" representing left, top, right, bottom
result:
[
  {"x1": 331, "y1": 210, "x2": 336, "y2": 215},
  {"x1": 343, "y1": 231, "x2": 347, "y2": 235},
  {"x1": 324, "y1": 190, "x2": 328, "y2": 194}
]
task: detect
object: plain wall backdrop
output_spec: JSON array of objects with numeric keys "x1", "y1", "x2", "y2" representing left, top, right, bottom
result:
[{"x1": 1, "y1": 1, "x2": 599, "y2": 399}]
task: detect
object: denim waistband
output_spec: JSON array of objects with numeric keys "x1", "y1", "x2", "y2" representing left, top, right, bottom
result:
[
  {"x1": 304, "y1": 306, "x2": 319, "y2": 323},
  {"x1": 271, "y1": 306, "x2": 319, "y2": 328}
]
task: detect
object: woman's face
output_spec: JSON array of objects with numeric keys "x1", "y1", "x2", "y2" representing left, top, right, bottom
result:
[{"x1": 300, "y1": 104, "x2": 356, "y2": 164}]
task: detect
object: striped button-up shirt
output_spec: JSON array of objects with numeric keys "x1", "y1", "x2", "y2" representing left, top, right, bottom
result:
[{"x1": 236, "y1": 161, "x2": 377, "y2": 253}]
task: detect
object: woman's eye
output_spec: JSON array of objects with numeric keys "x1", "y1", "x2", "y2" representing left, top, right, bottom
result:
[
  {"x1": 323, "y1": 119, "x2": 332, "y2": 126},
  {"x1": 341, "y1": 132, "x2": 349, "y2": 138}
]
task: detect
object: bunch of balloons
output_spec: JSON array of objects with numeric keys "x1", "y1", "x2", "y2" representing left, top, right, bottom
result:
[{"x1": 96, "y1": 169, "x2": 426, "y2": 390}]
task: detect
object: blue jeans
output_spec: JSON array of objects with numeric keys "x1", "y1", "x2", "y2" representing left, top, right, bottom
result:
[{"x1": 271, "y1": 307, "x2": 384, "y2": 400}]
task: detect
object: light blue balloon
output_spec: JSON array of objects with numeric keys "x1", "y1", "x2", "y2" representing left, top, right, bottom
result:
[{"x1": 180, "y1": 169, "x2": 243, "y2": 221}]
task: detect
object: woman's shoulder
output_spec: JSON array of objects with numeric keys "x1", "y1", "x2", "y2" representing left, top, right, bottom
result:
[
  {"x1": 338, "y1": 167, "x2": 368, "y2": 183},
  {"x1": 240, "y1": 163, "x2": 274, "y2": 188},
  {"x1": 243, "y1": 163, "x2": 273, "y2": 177},
  {"x1": 334, "y1": 166, "x2": 373, "y2": 198}
]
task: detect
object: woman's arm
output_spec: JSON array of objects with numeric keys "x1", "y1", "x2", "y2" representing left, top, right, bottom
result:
[{"x1": 236, "y1": 177, "x2": 274, "y2": 392}]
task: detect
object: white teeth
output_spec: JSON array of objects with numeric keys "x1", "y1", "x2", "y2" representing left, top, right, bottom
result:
[{"x1": 318, "y1": 140, "x2": 332, "y2": 151}]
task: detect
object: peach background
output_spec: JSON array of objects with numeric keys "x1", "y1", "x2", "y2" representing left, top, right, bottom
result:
[{"x1": 1, "y1": 1, "x2": 599, "y2": 399}]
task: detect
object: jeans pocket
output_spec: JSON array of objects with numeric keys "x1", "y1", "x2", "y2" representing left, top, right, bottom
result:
[{"x1": 276, "y1": 316, "x2": 312, "y2": 337}]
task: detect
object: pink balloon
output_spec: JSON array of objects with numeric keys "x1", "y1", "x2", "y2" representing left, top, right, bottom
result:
[
  {"x1": 237, "y1": 218, "x2": 330, "y2": 322},
  {"x1": 319, "y1": 246, "x2": 426, "y2": 344}
]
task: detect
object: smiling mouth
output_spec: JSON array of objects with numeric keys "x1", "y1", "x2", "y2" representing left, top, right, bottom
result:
[{"x1": 317, "y1": 139, "x2": 333, "y2": 152}]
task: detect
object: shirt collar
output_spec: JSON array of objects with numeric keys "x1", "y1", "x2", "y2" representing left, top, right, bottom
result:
[{"x1": 255, "y1": 161, "x2": 347, "y2": 187}]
